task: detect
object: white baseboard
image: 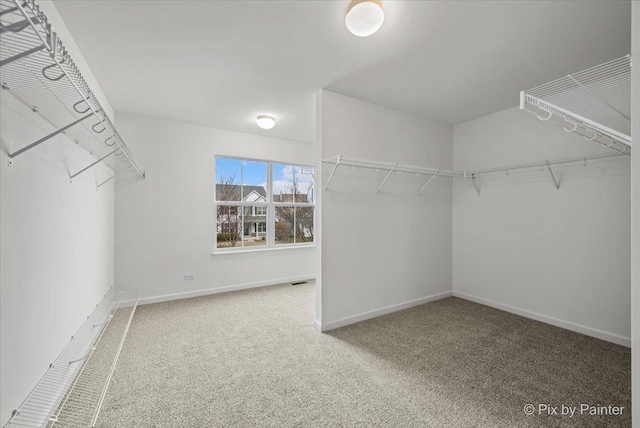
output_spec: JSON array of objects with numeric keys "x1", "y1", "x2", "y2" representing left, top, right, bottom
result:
[
  {"x1": 452, "y1": 291, "x2": 631, "y2": 348},
  {"x1": 318, "y1": 291, "x2": 453, "y2": 332},
  {"x1": 119, "y1": 275, "x2": 316, "y2": 308}
]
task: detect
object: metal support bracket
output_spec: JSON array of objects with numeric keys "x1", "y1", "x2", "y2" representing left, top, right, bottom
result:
[
  {"x1": 8, "y1": 113, "x2": 93, "y2": 160},
  {"x1": 546, "y1": 161, "x2": 560, "y2": 190},
  {"x1": 70, "y1": 148, "x2": 118, "y2": 181},
  {"x1": 377, "y1": 164, "x2": 397, "y2": 195},
  {"x1": 324, "y1": 155, "x2": 341, "y2": 191},
  {"x1": 0, "y1": 17, "x2": 40, "y2": 35},
  {"x1": 567, "y1": 75, "x2": 630, "y2": 121},
  {"x1": 97, "y1": 167, "x2": 129, "y2": 189},
  {"x1": 471, "y1": 174, "x2": 481, "y2": 197},
  {"x1": 67, "y1": 347, "x2": 96, "y2": 366},
  {"x1": 0, "y1": 44, "x2": 46, "y2": 68},
  {"x1": 417, "y1": 169, "x2": 440, "y2": 197}
]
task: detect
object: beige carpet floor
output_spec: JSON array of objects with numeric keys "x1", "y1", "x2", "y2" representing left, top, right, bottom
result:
[{"x1": 96, "y1": 282, "x2": 630, "y2": 427}]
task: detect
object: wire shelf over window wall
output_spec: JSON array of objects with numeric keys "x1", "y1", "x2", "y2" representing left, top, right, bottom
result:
[{"x1": 0, "y1": 0, "x2": 144, "y2": 187}]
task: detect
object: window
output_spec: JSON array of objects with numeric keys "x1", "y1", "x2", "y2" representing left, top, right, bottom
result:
[{"x1": 215, "y1": 156, "x2": 314, "y2": 251}]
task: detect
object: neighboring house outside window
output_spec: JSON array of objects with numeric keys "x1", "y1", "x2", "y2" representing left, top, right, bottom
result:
[{"x1": 215, "y1": 157, "x2": 314, "y2": 250}]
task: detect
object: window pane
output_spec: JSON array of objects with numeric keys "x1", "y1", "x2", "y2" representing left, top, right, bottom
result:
[
  {"x1": 274, "y1": 206, "x2": 295, "y2": 245},
  {"x1": 242, "y1": 161, "x2": 267, "y2": 203},
  {"x1": 242, "y1": 206, "x2": 267, "y2": 247},
  {"x1": 216, "y1": 205, "x2": 242, "y2": 248},
  {"x1": 216, "y1": 158, "x2": 241, "y2": 201},
  {"x1": 295, "y1": 207, "x2": 314, "y2": 243},
  {"x1": 295, "y1": 166, "x2": 315, "y2": 204},
  {"x1": 272, "y1": 163, "x2": 295, "y2": 203}
]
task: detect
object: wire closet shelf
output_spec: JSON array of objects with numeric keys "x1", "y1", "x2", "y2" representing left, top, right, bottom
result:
[
  {"x1": 323, "y1": 151, "x2": 626, "y2": 196},
  {"x1": 520, "y1": 55, "x2": 632, "y2": 156},
  {"x1": 3, "y1": 289, "x2": 139, "y2": 428},
  {"x1": 325, "y1": 56, "x2": 632, "y2": 196},
  {"x1": 0, "y1": 0, "x2": 144, "y2": 186}
]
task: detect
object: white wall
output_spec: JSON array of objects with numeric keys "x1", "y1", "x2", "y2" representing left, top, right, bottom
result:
[
  {"x1": 630, "y1": 2, "x2": 639, "y2": 425},
  {"x1": 319, "y1": 90, "x2": 453, "y2": 330},
  {"x1": 452, "y1": 106, "x2": 631, "y2": 346},
  {"x1": 113, "y1": 113, "x2": 316, "y2": 305},
  {"x1": 1, "y1": 91, "x2": 115, "y2": 425}
]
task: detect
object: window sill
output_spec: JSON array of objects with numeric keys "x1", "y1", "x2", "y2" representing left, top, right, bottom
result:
[{"x1": 211, "y1": 244, "x2": 316, "y2": 256}]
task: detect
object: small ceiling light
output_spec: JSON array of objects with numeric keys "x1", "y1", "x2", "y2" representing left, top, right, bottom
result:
[
  {"x1": 345, "y1": 0, "x2": 384, "y2": 37},
  {"x1": 256, "y1": 115, "x2": 275, "y2": 130}
]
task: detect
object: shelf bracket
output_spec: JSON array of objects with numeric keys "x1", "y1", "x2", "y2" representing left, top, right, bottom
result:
[
  {"x1": 0, "y1": 17, "x2": 40, "y2": 35},
  {"x1": 546, "y1": 161, "x2": 560, "y2": 190},
  {"x1": 377, "y1": 164, "x2": 397, "y2": 195},
  {"x1": 70, "y1": 148, "x2": 118, "y2": 181},
  {"x1": 0, "y1": 44, "x2": 45, "y2": 68},
  {"x1": 67, "y1": 347, "x2": 96, "y2": 366},
  {"x1": 97, "y1": 167, "x2": 129, "y2": 189},
  {"x1": 8, "y1": 113, "x2": 93, "y2": 161},
  {"x1": 324, "y1": 155, "x2": 341, "y2": 191},
  {"x1": 471, "y1": 174, "x2": 481, "y2": 197},
  {"x1": 567, "y1": 75, "x2": 630, "y2": 121},
  {"x1": 0, "y1": 4, "x2": 22, "y2": 17},
  {"x1": 417, "y1": 169, "x2": 440, "y2": 197}
]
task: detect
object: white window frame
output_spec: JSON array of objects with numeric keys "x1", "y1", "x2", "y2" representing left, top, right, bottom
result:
[{"x1": 214, "y1": 155, "x2": 315, "y2": 253}]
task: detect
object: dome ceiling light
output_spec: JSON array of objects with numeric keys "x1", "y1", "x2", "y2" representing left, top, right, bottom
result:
[
  {"x1": 256, "y1": 115, "x2": 276, "y2": 130},
  {"x1": 345, "y1": 0, "x2": 385, "y2": 37}
]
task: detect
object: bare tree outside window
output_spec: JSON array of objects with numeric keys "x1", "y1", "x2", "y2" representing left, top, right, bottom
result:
[
  {"x1": 216, "y1": 174, "x2": 242, "y2": 247},
  {"x1": 274, "y1": 178, "x2": 314, "y2": 244}
]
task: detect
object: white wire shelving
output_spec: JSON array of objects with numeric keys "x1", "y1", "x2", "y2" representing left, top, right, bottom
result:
[
  {"x1": 520, "y1": 55, "x2": 631, "y2": 156},
  {"x1": 4, "y1": 289, "x2": 121, "y2": 427},
  {"x1": 323, "y1": 155, "x2": 464, "y2": 196},
  {"x1": 4, "y1": 291, "x2": 139, "y2": 428},
  {"x1": 0, "y1": 0, "x2": 144, "y2": 187},
  {"x1": 325, "y1": 56, "x2": 632, "y2": 197},
  {"x1": 323, "y1": 151, "x2": 627, "y2": 197},
  {"x1": 51, "y1": 298, "x2": 139, "y2": 428}
]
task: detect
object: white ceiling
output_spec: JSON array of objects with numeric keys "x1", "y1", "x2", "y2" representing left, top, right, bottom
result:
[{"x1": 53, "y1": 0, "x2": 631, "y2": 144}]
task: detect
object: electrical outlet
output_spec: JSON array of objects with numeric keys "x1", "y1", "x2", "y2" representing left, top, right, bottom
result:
[{"x1": 184, "y1": 273, "x2": 195, "y2": 281}]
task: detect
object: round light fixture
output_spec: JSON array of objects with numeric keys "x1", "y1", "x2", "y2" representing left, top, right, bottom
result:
[
  {"x1": 256, "y1": 115, "x2": 276, "y2": 130},
  {"x1": 345, "y1": 0, "x2": 384, "y2": 37}
]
